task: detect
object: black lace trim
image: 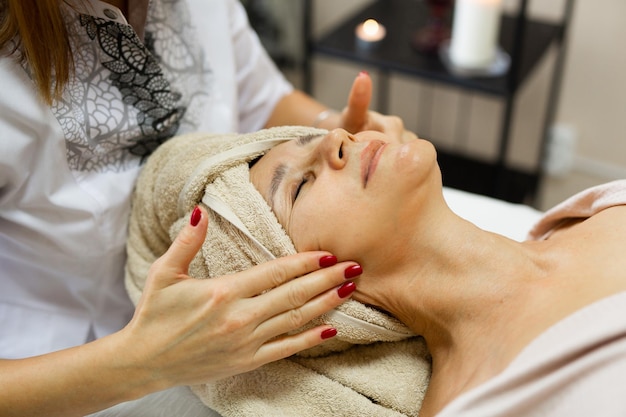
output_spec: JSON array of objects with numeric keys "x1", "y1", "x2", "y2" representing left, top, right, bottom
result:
[{"x1": 80, "y1": 15, "x2": 186, "y2": 158}]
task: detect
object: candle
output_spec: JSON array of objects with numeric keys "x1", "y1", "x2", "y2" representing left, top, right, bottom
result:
[
  {"x1": 355, "y1": 19, "x2": 386, "y2": 50},
  {"x1": 449, "y1": 0, "x2": 502, "y2": 69}
]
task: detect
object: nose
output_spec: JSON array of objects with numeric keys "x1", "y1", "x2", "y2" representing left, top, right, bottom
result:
[{"x1": 319, "y1": 128, "x2": 356, "y2": 170}]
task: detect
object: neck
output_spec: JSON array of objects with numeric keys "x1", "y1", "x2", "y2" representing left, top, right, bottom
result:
[
  {"x1": 102, "y1": 0, "x2": 128, "y2": 15},
  {"x1": 354, "y1": 203, "x2": 550, "y2": 415},
  {"x1": 101, "y1": 0, "x2": 150, "y2": 40}
]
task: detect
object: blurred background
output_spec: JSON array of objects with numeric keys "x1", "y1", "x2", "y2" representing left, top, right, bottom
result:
[{"x1": 242, "y1": 0, "x2": 625, "y2": 211}]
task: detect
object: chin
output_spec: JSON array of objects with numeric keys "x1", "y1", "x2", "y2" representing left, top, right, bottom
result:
[{"x1": 395, "y1": 139, "x2": 439, "y2": 186}]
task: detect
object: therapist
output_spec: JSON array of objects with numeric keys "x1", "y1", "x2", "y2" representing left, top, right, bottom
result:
[{"x1": 0, "y1": 0, "x2": 409, "y2": 415}]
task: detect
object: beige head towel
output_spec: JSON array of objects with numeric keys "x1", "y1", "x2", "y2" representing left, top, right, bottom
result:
[{"x1": 125, "y1": 126, "x2": 431, "y2": 417}]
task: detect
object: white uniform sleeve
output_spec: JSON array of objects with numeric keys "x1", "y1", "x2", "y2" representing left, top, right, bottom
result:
[
  {"x1": 227, "y1": 0, "x2": 293, "y2": 132},
  {"x1": 87, "y1": 386, "x2": 223, "y2": 417},
  {"x1": 0, "y1": 60, "x2": 47, "y2": 206}
]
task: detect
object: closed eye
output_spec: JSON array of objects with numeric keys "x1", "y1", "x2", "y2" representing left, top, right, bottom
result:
[
  {"x1": 293, "y1": 173, "x2": 315, "y2": 202},
  {"x1": 294, "y1": 178, "x2": 306, "y2": 201}
]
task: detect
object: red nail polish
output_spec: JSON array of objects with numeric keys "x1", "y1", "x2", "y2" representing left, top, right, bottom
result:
[
  {"x1": 337, "y1": 281, "x2": 356, "y2": 298},
  {"x1": 321, "y1": 328, "x2": 337, "y2": 340},
  {"x1": 344, "y1": 264, "x2": 363, "y2": 279},
  {"x1": 319, "y1": 255, "x2": 338, "y2": 268},
  {"x1": 190, "y1": 206, "x2": 202, "y2": 227}
]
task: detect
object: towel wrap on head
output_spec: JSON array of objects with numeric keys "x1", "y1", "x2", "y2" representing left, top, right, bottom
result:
[{"x1": 125, "y1": 126, "x2": 431, "y2": 417}]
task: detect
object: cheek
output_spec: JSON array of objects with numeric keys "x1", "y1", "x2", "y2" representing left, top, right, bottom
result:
[
  {"x1": 289, "y1": 189, "x2": 368, "y2": 258},
  {"x1": 289, "y1": 190, "x2": 350, "y2": 253}
]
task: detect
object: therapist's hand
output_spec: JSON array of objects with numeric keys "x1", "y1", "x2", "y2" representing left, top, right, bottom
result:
[
  {"x1": 122, "y1": 206, "x2": 359, "y2": 387},
  {"x1": 339, "y1": 71, "x2": 417, "y2": 144}
]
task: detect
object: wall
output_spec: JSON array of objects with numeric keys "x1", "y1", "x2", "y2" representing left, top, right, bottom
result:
[
  {"x1": 534, "y1": 0, "x2": 626, "y2": 209},
  {"x1": 308, "y1": 0, "x2": 626, "y2": 211}
]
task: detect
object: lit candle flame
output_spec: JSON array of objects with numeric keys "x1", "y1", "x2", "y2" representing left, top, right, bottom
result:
[{"x1": 363, "y1": 19, "x2": 380, "y2": 36}]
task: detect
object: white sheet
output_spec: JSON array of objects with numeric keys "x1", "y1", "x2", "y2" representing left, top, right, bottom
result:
[
  {"x1": 89, "y1": 188, "x2": 542, "y2": 416},
  {"x1": 443, "y1": 187, "x2": 543, "y2": 241}
]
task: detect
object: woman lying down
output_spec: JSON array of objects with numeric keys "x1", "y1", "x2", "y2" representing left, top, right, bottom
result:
[{"x1": 126, "y1": 126, "x2": 626, "y2": 417}]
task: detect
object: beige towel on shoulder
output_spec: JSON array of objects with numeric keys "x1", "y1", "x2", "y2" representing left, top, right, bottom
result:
[{"x1": 125, "y1": 127, "x2": 431, "y2": 417}]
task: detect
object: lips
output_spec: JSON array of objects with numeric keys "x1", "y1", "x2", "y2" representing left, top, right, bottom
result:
[{"x1": 361, "y1": 140, "x2": 386, "y2": 187}]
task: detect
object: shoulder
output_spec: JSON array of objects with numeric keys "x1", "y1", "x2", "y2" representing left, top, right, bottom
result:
[
  {"x1": 439, "y1": 291, "x2": 626, "y2": 417},
  {"x1": 529, "y1": 204, "x2": 626, "y2": 333},
  {"x1": 563, "y1": 204, "x2": 626, "y2": 256}
]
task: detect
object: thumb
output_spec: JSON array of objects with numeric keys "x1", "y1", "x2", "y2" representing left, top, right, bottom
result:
[
  {"x1": 342, "y1": 71, "x2": 372, "y2": 132},
  {"x1": 158, "y1": 205, "x2": 208, "y2": 280}
]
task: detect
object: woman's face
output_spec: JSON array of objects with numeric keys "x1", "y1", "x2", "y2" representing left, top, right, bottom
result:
[{"x1": 249, "y1": 129, "x2": 439, "y2": 261}]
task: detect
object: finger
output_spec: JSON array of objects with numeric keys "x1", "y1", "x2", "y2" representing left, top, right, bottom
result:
[
  {"x1": 227, "y1": 251, "x2": 336, "y2": 298},
  {"x1": 153, "y1": 205, "x2": 208, "y2": 283},
  {"x1": 254, "y1": 274, "x2": 358, "y2": 340},
  {"x1": 254, "y1": 261, "x2": 360, "y2": 319},
  {"x1": 342, "y1": 71, "x2": 372, "y2": 133},
  {"x1": 253, "y1": 325, "x2": 339, "y2": 366},
  {"x1": 368, "y1": 110, "x2": 402, "y2": 135}
]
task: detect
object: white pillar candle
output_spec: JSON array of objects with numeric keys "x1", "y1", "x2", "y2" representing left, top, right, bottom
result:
[{"x1": 449, "y1": 0, "x2": 502, "y2": 69}]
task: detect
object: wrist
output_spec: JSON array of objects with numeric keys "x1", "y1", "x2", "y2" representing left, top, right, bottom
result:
[{"x1": 103, "y1": 328, "x2": 171, "y2": 399}]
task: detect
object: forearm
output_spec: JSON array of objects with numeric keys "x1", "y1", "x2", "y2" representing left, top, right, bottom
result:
[
  {"x1": 264, "y1": 90, "x2": 340, "y2": 130},
  {"x1": 0, "y1": 332, "x2": 160, "y2": 417}
]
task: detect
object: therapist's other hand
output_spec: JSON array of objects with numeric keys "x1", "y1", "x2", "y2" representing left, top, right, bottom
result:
[
  {"x1": 121, "y1": 206, "x2": 359, "y2": 387},
  {"x1": 340, "y1": 71, "x2": 417, "y2": 144}
]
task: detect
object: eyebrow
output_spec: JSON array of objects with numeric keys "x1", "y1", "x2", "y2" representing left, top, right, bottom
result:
[
  {"x1": 296, "y1": 134, "x2": 323, "y2": 146},
  {"x1": 269, "y1": 163, "x2": 287, "y2": 210},
  {"x1": 267, "y1": 134, "x2": 323, "y2": 209}
]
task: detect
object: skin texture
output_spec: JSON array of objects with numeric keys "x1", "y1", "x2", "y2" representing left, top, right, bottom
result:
[
  {"x1": 251, "y1": 130, "x2": 626, "y2": 416},
  {"x1": 250, "y1": 128, "x2": 428, "y2": 260}
]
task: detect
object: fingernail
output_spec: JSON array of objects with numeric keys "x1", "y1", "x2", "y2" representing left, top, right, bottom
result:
[
  {"x1": 321, "y1": 328, "x2": 337, "y2": 340},
  {"x1": 344, "y1": 264, "x2": 363, "y2": 279},
  {"x1": 359, "y1": 70, "x2": 369, "y2": 76},
  {"x1": 337, "y1": 281, "x2": 356, "y2": 298},
  {"x1": 190, "y1": 206, "x2": 202, "y2": 227},
  {"x1": 319, "y1": 255, "x2": 338, "y2": 268}
]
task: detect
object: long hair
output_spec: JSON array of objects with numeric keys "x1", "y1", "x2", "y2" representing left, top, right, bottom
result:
[{"x1": 0, "y1": 0, "x2": 74, "y2": 104}]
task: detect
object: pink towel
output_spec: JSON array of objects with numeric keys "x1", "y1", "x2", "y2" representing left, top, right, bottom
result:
[{"x1": 528, "y1": 179, "x2": 626, "y2": 240}]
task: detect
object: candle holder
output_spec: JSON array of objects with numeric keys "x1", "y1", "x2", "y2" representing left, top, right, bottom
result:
[
  {"x1": 439, "y1": 41, "x2": 510, "y2": 77},
  {"x1": 411, "y1": 0, "x2": 453, "y2": 55}
]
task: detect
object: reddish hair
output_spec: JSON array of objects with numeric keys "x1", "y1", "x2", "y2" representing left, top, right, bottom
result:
[{"x1": 0, "y1": 0, "x2": 74, "y2": 104}]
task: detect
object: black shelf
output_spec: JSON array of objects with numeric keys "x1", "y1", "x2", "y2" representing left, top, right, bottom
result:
[
  {"x1": 436, "y1": 149, "x2": 539, "y2": 203},
  {"x1": 313, "y1": 0, "x2": 562, "y2": 97},
  {"x1": 306, "y1": 0, "x2": 573, "y2": 204}
]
